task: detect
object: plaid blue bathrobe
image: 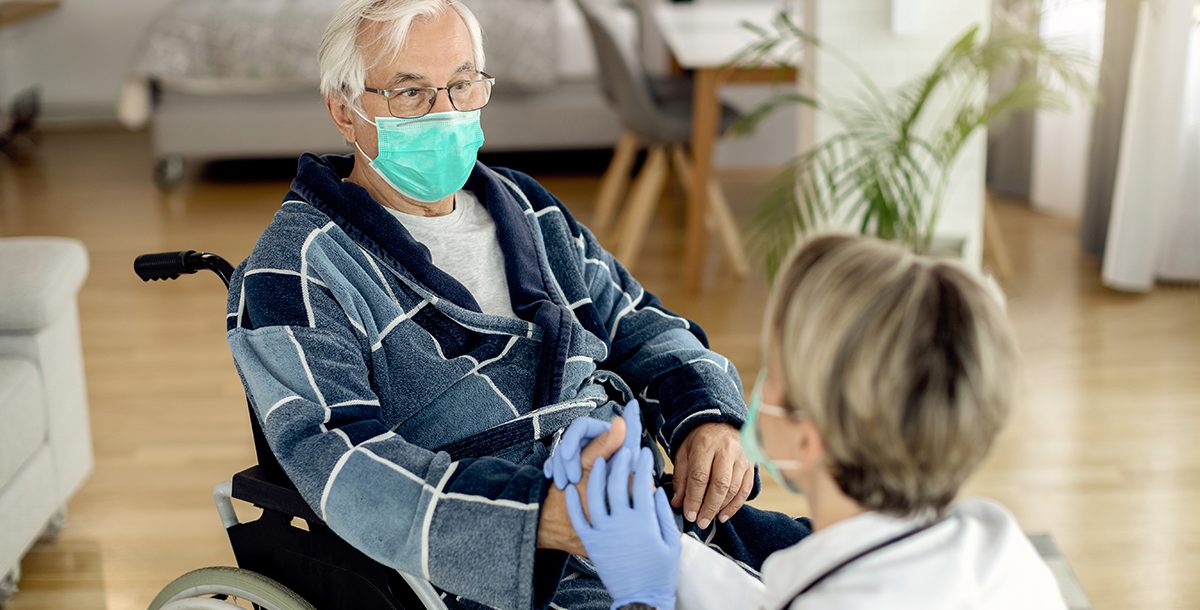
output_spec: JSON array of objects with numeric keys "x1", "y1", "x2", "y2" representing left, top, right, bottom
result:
[{"x1": 226, "y1": 154, "x2": 808, "y2": 610}]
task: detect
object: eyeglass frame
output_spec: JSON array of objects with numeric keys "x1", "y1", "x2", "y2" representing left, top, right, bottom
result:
[{"x1": 362, "y1": 71, "x2": 496, "y2": 119}]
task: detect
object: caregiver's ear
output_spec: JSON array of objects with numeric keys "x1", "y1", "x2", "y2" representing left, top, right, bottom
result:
[{"x1": 797, "y1": 417, "x2": 826, "y2": 465}]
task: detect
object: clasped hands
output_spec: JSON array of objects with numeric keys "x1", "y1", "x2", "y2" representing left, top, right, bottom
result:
[{"x1": 537, "y1": 400, "x2": 753, "y2": 555}]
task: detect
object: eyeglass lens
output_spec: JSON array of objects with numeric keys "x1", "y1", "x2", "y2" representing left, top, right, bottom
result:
[{"x1": 388, "y1": 79, "x2": 492, "y2": 118}]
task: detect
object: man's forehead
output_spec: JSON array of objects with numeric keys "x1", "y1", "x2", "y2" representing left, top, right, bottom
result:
[
  {"x1": 382, "y1": 61, "x2": 476, "y2": 86},
  {"x1": 359, "y1": 12, "x2": 476, "y2": 84}
]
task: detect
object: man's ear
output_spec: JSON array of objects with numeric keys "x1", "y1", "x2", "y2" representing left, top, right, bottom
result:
[{"x1": 327, "y1": 95, "x2": 357, "y2": 144}]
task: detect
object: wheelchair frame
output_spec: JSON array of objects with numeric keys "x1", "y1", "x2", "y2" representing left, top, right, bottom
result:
[{"x1": 135, "y1": 250, "x2": 448, "y2": 610}]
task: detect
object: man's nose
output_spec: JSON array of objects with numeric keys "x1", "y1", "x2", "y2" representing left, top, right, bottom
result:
[{"x1": 431, "y1": 89, "x2": 456, "y2": 114}]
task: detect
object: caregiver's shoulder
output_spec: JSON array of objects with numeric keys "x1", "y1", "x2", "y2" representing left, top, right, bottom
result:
[
  {"x1": 950, "y1": 497, "x2": 1066, "y2": 610},
  {"x1": 793, "y1": 498, "x2": 1067, "y2": 610}
]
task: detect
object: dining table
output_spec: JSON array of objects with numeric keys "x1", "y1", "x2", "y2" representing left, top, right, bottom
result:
[{"x1": 651, "y1": 1, "x2": 805, "y2": 290}]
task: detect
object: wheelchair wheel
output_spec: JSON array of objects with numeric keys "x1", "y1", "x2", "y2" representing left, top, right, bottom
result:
[{"x1": 147, "y1": 567, "x2": 317, "y2": 610}]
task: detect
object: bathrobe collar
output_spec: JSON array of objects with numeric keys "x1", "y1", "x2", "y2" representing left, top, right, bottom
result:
[{"x1": 287, "y1": 152, "x2": 573, "y2": 407}]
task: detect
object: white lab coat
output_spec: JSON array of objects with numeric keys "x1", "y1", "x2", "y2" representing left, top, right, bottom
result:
[{"x1": 676, "y1": 498, "x2": 1066, "y2": 610}]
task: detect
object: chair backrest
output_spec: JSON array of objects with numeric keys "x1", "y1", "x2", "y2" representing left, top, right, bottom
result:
[
  {"x1": 573, "y1": 0, "x2": 669, "y2": 141},
  {"x1": 628, "y1": 0, "x2": 673, "y2": 77}
]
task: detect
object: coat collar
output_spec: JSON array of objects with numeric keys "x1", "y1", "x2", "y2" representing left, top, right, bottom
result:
[
  {"x1": 287, "y1": 153, "x2": 564, "y2": 319},
  {"x1": 288, "y1": 152, "x2": 482, "y2": 312}
]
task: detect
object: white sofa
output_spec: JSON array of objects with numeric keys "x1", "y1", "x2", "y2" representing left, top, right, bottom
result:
[
  {"x1": 0, "y1": 237, "x2": 94, "y2": 606},
  {"x1": 123, "y1": 0, "x2": 641, "y2": 188}
]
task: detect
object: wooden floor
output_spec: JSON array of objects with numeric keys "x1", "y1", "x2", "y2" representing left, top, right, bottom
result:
[{"x1": 1, "y1": 130, "x2": 1197, "y2": 609}]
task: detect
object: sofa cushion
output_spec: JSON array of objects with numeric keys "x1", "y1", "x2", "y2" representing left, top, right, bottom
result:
[
  {"x1": 0, "y1": 237, "x2": 89, "y2": 331},
  {"x1": 0, "y1": 359, "x2": 46, "y2": 487}
]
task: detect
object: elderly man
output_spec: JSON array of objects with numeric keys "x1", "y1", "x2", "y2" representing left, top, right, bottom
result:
[{"x1": 226, "y1": 1, "x2": 809, "y2": 608}]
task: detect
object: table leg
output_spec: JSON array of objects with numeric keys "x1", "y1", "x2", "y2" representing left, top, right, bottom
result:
[{"x1": 686, "y1": 68, "x2": 720, "y2": 291}]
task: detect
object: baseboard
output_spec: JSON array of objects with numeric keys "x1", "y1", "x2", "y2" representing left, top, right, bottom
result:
[{"x1": 37, "y1": 101, "x2": 123, "y2": 129}]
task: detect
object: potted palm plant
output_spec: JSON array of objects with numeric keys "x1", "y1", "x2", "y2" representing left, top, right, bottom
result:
[{"x1": 734, "y1": 9, "x2": 1095, "y2": 278}]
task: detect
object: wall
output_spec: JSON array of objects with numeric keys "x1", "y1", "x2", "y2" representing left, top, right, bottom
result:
[
  {"x1": 0, "y1": 0, "x2": 176, "y2": 123},
  {"x1": 617, "y1": 0, "x2": 800, "y2": 168},
  {"x1": 0, "y1": 0, "x2": 798, "y2": 168},
  {"x1": 813, "y1": 0, "x2": 991, "y2": 268}
]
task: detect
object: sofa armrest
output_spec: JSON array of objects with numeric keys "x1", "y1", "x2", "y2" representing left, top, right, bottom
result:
[{"x1": 0, "y1": 237, "x2": 88, "y2": 333}]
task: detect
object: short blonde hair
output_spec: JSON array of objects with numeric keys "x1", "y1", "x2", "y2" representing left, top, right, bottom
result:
[
  {"x1": 318, "y1": 0, "x2": 486, "y2": 104},
  {"x1": 765, "y1": 234, "x2": 1018, "y2": 516}
]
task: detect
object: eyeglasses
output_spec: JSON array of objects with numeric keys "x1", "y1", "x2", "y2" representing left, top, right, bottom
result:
[{"x1": 363, "y1": 72, "x2": 496, "y2": 119}]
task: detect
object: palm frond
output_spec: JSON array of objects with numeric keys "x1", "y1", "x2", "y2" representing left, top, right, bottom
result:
[
  {"x1": 731, "y1": 93, "x2": 820, "y2": 137},
  {"x1": 735, "y1": 8, "x2": 1096, "y2": 267}
]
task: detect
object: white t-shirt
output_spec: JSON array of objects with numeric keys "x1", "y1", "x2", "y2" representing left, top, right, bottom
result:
[{"x1": 384, "y1": 190, "x2": 517, "y2": 319}]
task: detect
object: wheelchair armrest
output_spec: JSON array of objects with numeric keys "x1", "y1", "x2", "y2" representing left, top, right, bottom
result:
[{"x1": 232, "y1": 465, "x2": 322, "y2": 524}]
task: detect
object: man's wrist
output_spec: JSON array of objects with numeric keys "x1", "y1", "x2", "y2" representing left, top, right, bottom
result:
[
  {"x1": 536, "y1": 501, "x2": 568, "y2": 550},
  {"x1": 672, "y1": 417, "x2": 738, "y2": 455},
  {"x1": 537, "y1": 486, "x2": 583, "y2": 553}
]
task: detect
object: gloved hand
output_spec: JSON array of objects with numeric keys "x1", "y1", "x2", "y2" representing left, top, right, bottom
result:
[
  {"x1": 544, "y1": 399, "x2": 643, "y2": 489},
  {"x1": 565, "y1": 446, "x2": 681, "y2": 610}
]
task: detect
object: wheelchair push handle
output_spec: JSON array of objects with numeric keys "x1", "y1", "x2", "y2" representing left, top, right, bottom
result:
[{"x1": 134, "y1": 250, "x2": 235, "y2": 288}]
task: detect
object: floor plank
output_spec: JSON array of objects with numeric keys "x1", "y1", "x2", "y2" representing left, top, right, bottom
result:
[{"x1": 1, "y1": 130, "x2": 1197, "y2": 609}]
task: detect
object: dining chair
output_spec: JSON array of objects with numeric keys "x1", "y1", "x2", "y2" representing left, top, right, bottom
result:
[{"x1": 574, "y1": 0, "x2": 750, "y2": 276}]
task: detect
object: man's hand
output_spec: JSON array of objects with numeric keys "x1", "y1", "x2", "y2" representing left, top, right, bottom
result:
[
  {"x1": 563, "y1": 447, "x2": 681, "y2": 610},
  {"x1": 537, "y1": 415, "x2": 628, "y2": 554},
  {"x1": 544, "y1": 400, "x2": 643, "y2": 489},
  {"x1": 671, "y1": 422, "x2": 754, "y2": 529}
]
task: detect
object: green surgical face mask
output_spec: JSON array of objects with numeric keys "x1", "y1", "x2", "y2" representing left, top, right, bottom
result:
[
  {"x1": 743, "y1": 369, "x2": 803, "y2": 494},
  {"x1": 354, "y1": 108, "x2": 485, "y2": 203}
]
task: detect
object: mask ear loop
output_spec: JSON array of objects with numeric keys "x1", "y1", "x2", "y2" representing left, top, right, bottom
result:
[
  {"x1": 346, "y1": 108, "x2": 423, "y2": 202},
  {"x1": 348, "y1": 102, "x2": 378, "y2": 161},
  {"x1": 350, "y1": 103, "x2": 377, "y2": 127},
  {"x1": 763, "y1": 400, "x2": 807, "y2": 472},
  {"x1": 745, "y1": 371, "x2": 804, "y2": 492}
]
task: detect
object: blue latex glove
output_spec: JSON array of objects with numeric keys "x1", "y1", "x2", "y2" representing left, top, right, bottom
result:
[
  {"x1": 565, "y1": 446, "x2": 681, "y2": 610},
  {"x1": 544, "y1": 399, "x2": 643, "y2": 489}
]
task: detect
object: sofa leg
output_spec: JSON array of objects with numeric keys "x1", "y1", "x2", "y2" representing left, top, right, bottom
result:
[
  {"x1": 38, "y1": 508, "x2": 67, "y2": 543},
  {"x1": 0, "y1": 565, "x2": 19, "y2": 608},
  {"x1": 154, "y1": 155, "x2": 185, "y2": 190}
]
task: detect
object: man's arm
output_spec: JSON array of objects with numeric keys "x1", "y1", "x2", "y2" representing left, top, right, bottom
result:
[
  {"x1": 571, "y1": 223, "x2": 758, "y2": 527},
  {"x1": 575, "y1": 223, "x2": 745, "y2": 447},
  {"x1": 230, "y1": 323, "x2": 554, "y2": 610},
  {"x1": 228, "y1": 250, "x2": 569, "y2": 610},
  {"x1": 498, "y1": 169, "x2": 757, "y2": 528},
  {"x1": 495, "y1": 171, "x2": 747, "y2": 453}
]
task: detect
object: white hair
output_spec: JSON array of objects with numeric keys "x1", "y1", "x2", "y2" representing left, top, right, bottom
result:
[{"x1": 318, "y1": 0, "x2": 486, "y2": 104}]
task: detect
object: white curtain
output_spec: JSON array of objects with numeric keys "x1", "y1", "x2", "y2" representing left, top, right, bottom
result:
[
  {"x1": 1028, "y1": 0, "x2": 1107, "y2": 219},
  {"x1": 1102, "y1": 0, "x2": 1200, "y2": 291}
]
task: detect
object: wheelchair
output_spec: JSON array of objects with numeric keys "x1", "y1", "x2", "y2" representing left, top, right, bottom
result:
[{"x1": 134, "y1": 251, "x2": 448, "y2": 610}]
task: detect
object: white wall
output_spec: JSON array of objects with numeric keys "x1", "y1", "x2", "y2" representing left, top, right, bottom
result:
[
  {"x1": 715, "y1": 85, "x2": 799, "y2": 169},
  {"x1": 813, "y1": 0, "x2": 992, "y2": 268},
  {"x1": 0, "y1": 0, "x2": 175, "y2": 123},
  {"x1": 638, "y1": 0, "x2": 800, "y2": 168}
]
